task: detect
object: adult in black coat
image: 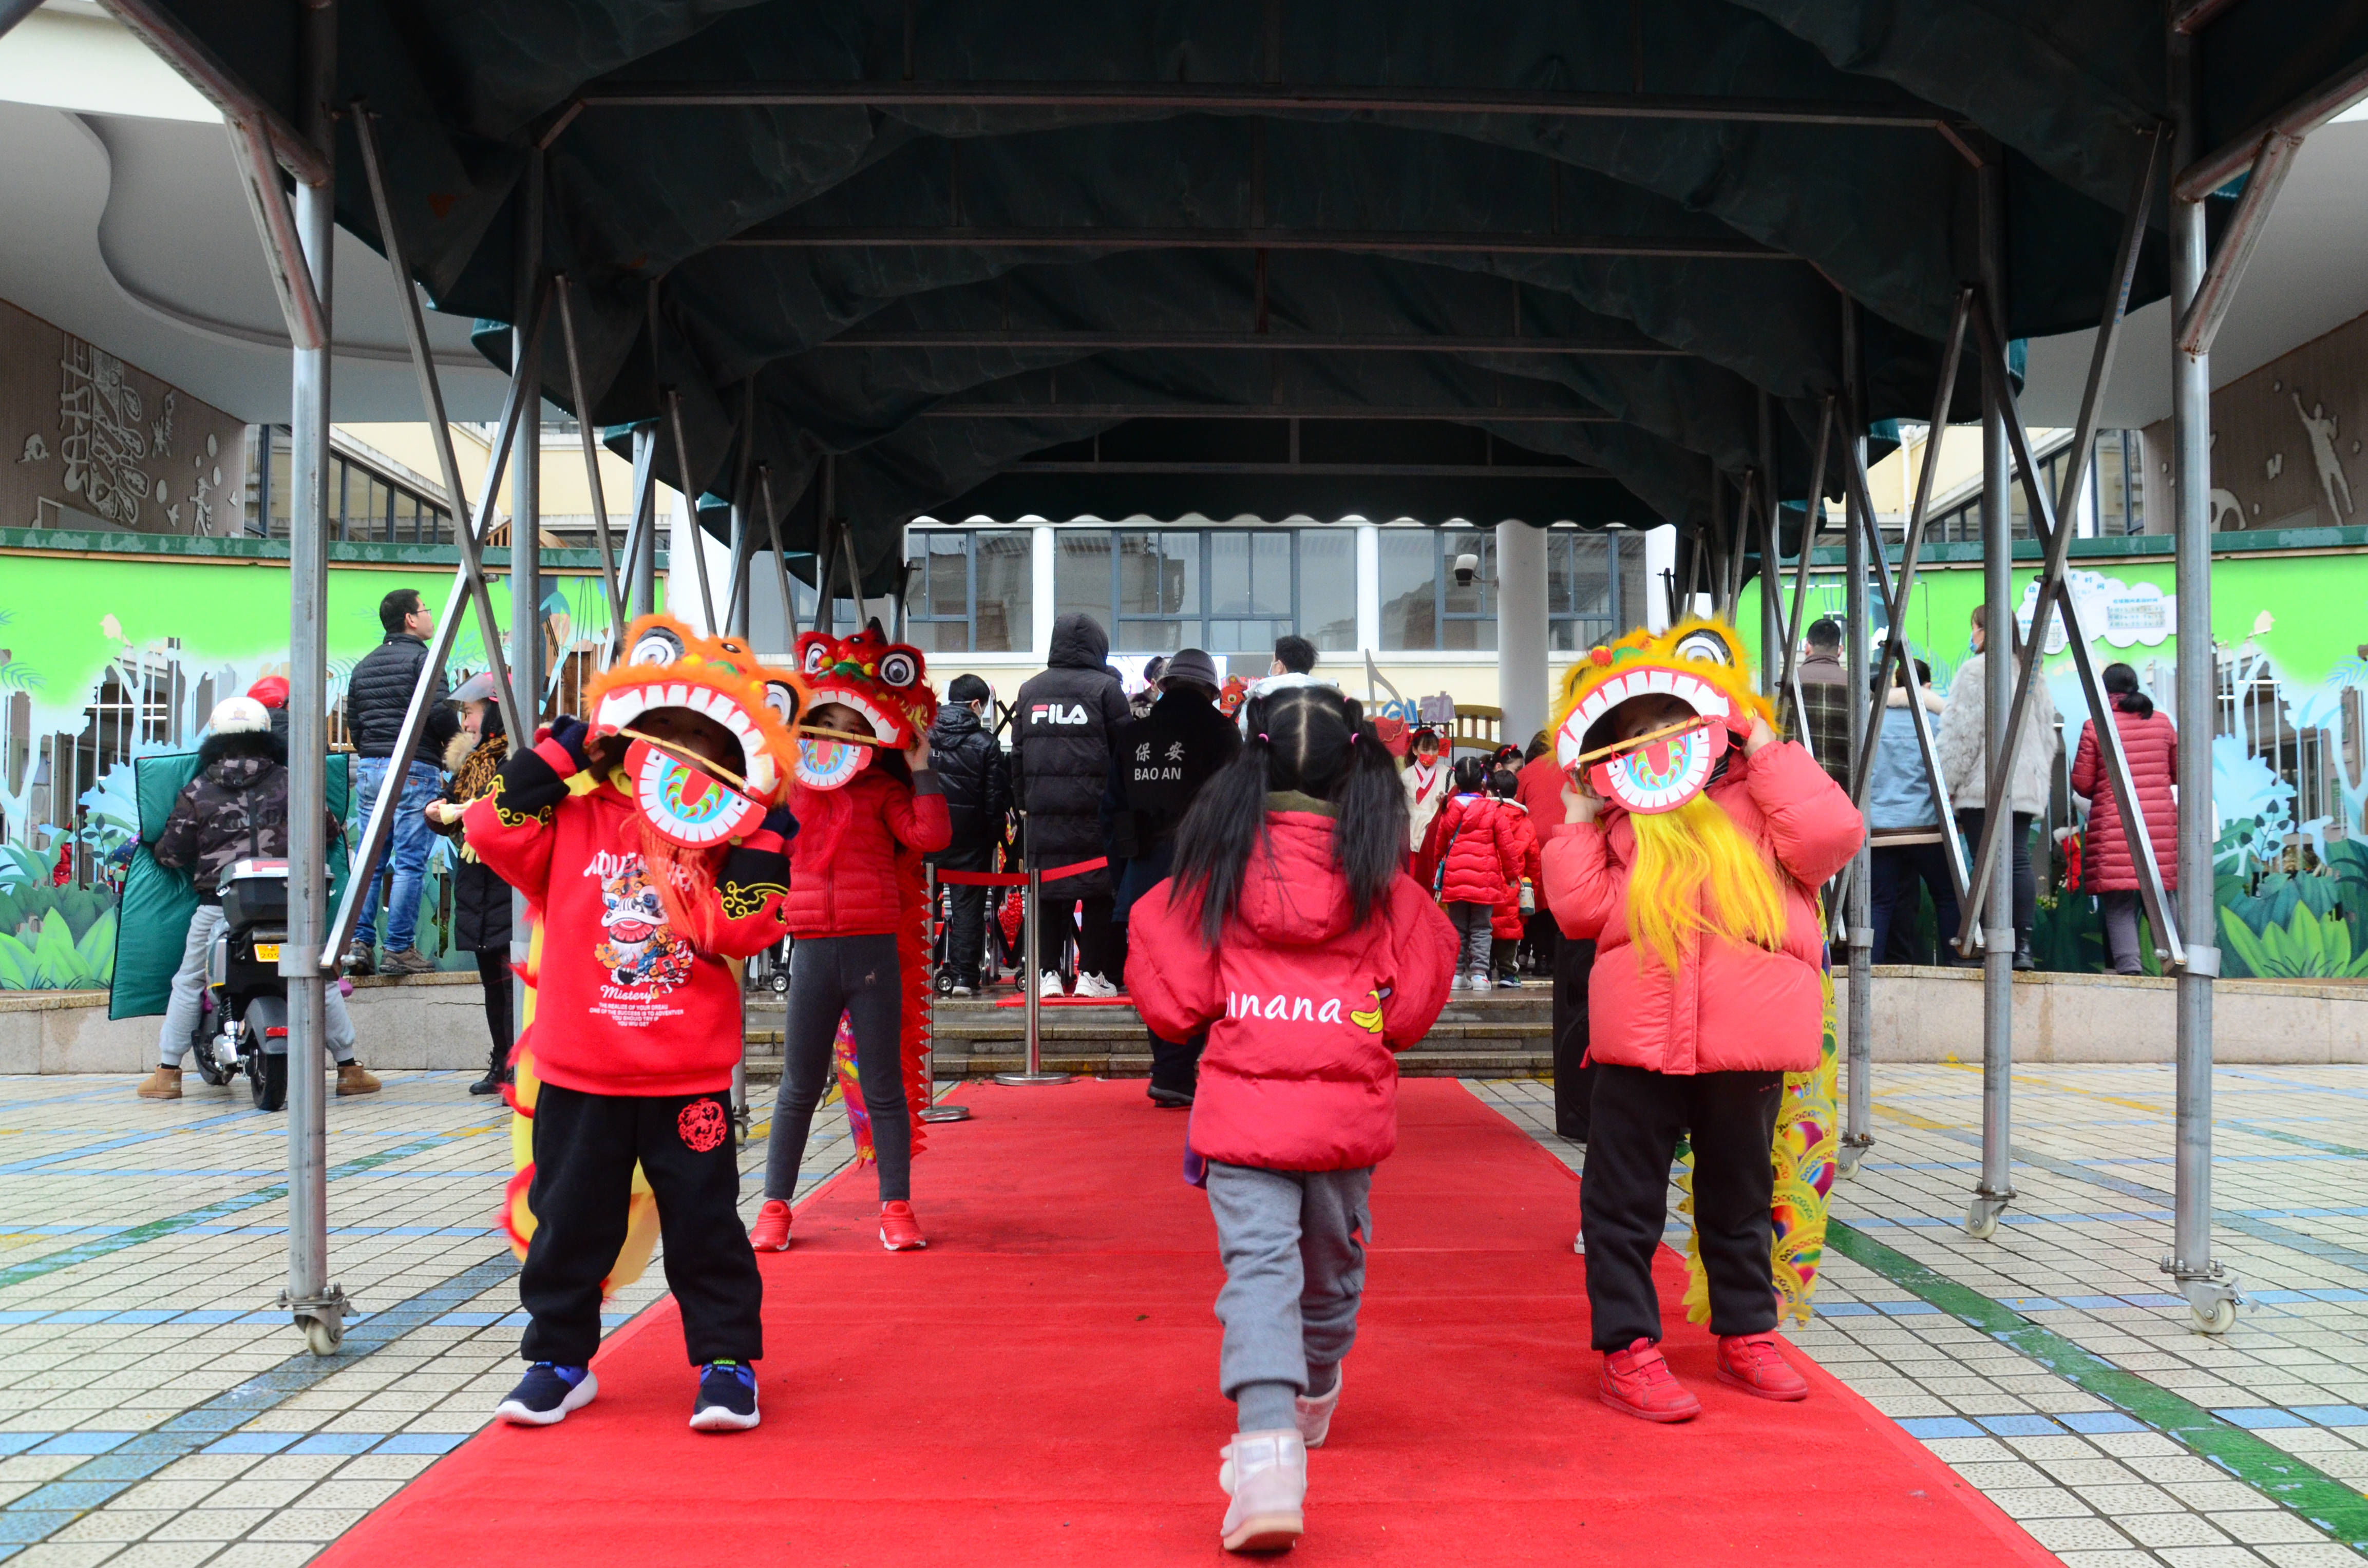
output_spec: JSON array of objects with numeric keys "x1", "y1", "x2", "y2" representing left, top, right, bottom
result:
[
  {"x1": 927, "y1": 674, "x2": 1012, "y2": 992},
  {"x1": 424, "y1": 676, "x2": 514, "y2": 1094},
  {"x1": 1010, "y1": 613, "x2": 1131, "y2": 991},
  {"x1": 1105, "y1": 648, "x2": 1241, "y2": 1103}
]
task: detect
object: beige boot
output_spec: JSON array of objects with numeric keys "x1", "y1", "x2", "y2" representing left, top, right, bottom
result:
[
  {"x1": 1218, "y1": 1429, "x2": 1306, "y2": 1553},
  {"x1": 136, "y1": 1065, "x2": 182, "y2": 1100},
  {"x1": 336, "y1": 1062, "x2": 382, "y2": 1097}
]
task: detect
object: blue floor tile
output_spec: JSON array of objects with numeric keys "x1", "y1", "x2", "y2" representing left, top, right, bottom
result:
[
  {"x1": 1873, "y1": 1301, "x2": 1944, "y2": 1317},
  {"x1": 106, "y1": 1310, "x2": 179, "y2": 1325},
  {"x1": 288, "y1": 1433, "x2": 381, "y2": 1455},
  {"x1": 2215, "y1": 1407, "x2": 2309, "y2": 1430},
  {"x1": 200, "y1": 1432, "x2": 301, "y2": 1455},
  {"x1": 1816, "y1": 1302, "x2": 1878, "y2": 1317},
  {"x1": 2291, "y1": 1404, "x2": 2368, "y2": 1427},
  {"x1": 374, "y1": 1432, "x2": 469, "y2": 1455},
  {"x1": 29, "y1": 1432, "x2": 135, "y2": 1456},
  {"x1": 1896, "y1": 1416, "x2": 1986, "y2": 1441},
  {"x1": 2059, "y1": 1411, "x2": 2146, "y2": 1434},
  {"x1": 0, "y1": 1435, "x2": 49, "y2": 1457}
]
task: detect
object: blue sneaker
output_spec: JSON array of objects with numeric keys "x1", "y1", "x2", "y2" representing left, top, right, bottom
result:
[
  {"x1": 690, "y1": 1360, "x2": 760, "y2": 1432},
  {"x1": 496, "y1": 1362, "x2": 596, "y2": 1426}
]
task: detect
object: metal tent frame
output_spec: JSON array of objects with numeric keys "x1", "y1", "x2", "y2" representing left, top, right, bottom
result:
[{"x1": 73, "y1": 0, "x2": 2368, "y2": 1351}]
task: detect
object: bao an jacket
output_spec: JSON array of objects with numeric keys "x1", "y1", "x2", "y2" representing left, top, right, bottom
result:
[
  {"x1": 2070, "y1": 698, "x2": 2179, "y2": 893},
  {"x1": 1415, "y1": 791, "x2": 1524, "y2": 907},
  {"x1": 1540, "y1": 740, "x2": 1863, "y2": 1078},
  {"x1": 462, "y1": 735, "x2": 793, "y2": 1098},
  {"x1": 782, "y1": 769, "x2": 952, "y2": 938},
  {"x1": 1126, "y1": 799, "x2": 1459, "y2": 1172}
]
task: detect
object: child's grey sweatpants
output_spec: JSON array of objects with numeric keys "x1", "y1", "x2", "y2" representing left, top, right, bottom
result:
[{"x1": 1206, "y1": 1161, "x2": 1373, "y2": 1423}]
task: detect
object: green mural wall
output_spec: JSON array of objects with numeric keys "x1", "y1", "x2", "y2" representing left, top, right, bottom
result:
[{"x1": 0, "y1": 531, "x2": 635, "y2": 990}]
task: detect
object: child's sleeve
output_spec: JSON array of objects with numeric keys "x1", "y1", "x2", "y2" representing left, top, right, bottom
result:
[
  {"x1": 1412, "y1": 798, "x2": 1450, "y2": 891},
  {"x1": 1123, "y1": 877, "x2": 1225, "y2": 1041},
  {"x1": 1744, "y1": 739, "x2": 1866, "y2": 888},
  {"x1": 701, "y1": 808, "x2": 796, "y2": 958},
  {"x1": 1540, "y1": 820, "x2": 1619, "y2": 940},
  {"x1": 885, "y1": 773, "x2": 953, "y2": 854},
  {"x1": 1493, "y1": 807, "x2": 1524, "y2": 887},
  {"x1": 1377, "y1": 876, "x2": 1458, "y2": 1050},
  {"x1": 460, "y1": 726, "x2": 590, "y2": 901}
]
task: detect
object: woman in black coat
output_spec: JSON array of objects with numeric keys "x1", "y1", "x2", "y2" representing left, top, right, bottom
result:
[{"x1": 424, "y1": 675, "x2": 515, "y2": 1094}]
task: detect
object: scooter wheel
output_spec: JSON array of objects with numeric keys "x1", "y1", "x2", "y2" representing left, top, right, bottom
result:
[{"x1": 250, "y1": 1051, "x2": 288, "y2": 1112}]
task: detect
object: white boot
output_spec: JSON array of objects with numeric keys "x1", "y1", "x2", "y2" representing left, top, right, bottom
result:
[
  {"x1": 1218, "y1": 1428, "x2": 1306, "y2": 1553},
  {"x1": 1295, "y1": 1365, "x2": 1343, "y2": 1448}
]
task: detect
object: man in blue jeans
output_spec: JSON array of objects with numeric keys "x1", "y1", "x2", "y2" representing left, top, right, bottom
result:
[{"x1": 344, "y1": 588, "x2": 459, "y2": 976}]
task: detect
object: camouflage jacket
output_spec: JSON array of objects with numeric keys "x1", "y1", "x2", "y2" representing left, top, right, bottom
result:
[{"x1": 154, "y1": 734, "x2": 290, "y2": 900}]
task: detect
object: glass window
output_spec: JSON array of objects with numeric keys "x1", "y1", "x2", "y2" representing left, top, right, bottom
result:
[
  {"x1": 1115, "y1": 530, "x2": 1199, "y2": 652},
  {"x1": 1055, "y1": 529, "x2": 1112, "y2": 625},
  {"x1": 1297, "y1": 529, "x2": 1357, "y2": 651},
  {"x1": 1547, "y1": 531, "x2": 1619, "y2": 652},
  {"x1": 1378, "y1": 530, "x2": 1439, "y2": 651},
  {"x1": 972, "y1": 530, "x2": 1032, "y2": 652},
  {"x1": 905, "y1": 532, "x2": 973, "y2": 654},
  {"x1": 1206, "y1": 530, "x2": 1291, "y2": 653}
]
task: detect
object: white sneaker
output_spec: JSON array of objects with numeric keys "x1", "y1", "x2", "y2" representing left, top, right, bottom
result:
[
  {"x1": 1295, "y1": 1365, "x2": 1343, "y2": 1448},
  {"x1": 1450, "y1": 973, "x2": 1470, "y2": 991},
  {"x1": 1037, "y1": 970, "x2": 1067, "y2": 998},
  {"x1": 1218, "y1": 1428, "x2": 1306, "y2": 1554},
  {"x1": 949, "y1": 983, "x2": 974, "y2": 997},
  {"x1": 1073, "y1": 971, "x2": 1120, "y2": 999}
]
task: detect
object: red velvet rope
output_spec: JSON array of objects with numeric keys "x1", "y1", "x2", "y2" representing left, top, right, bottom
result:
[{"x1": 932, "y1": 855, "x2": 1109, "y2": 887}]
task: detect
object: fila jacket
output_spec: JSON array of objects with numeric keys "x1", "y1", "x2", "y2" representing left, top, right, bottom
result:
[{"x1": 1010, "y1": 613, "x2": 1131, "y2": 898}]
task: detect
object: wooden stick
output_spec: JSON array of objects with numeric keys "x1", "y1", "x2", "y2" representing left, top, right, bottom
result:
[
  {"x1": 1567, "y1": 717, "x2": 1710, "y2": 770},
  {"x1": 799, "y1": 724, "x2": 883, "y2": 748},
  {"x1": 616, "y1": 727, "x2": 753, "y2": 793}
]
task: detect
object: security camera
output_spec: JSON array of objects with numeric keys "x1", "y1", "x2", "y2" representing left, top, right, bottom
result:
[{"x1": 1452, "y1": 551, "x2": 1480, "y2": 587}]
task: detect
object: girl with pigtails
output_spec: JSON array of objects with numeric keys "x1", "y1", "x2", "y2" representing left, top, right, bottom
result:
[{"x1": 1126, "y1": 684, "x2": 1457, "y2": 1556}]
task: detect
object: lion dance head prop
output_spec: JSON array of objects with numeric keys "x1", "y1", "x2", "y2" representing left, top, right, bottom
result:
[
  {"x1": 1554, "y1": 619, "x2": 1775, "y2": 816},
  {"x1": 792, "y1": 623, "x2": 938, "y2": 789},
  {"x1": 583, "y1": 615, "x2": 808, "y2": 844}
]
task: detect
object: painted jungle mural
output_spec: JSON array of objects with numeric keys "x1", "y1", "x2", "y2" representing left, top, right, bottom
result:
[{"x1": 0, "y1": 539, "x2": 624, "y2": 989}]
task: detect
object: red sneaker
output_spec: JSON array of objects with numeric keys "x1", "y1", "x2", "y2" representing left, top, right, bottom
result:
[
  {"x1": 747, "y1": 1200, "x2": 792, "y2": 1253},
  {"x1": 879, "y1": 1201, "x2": 927, "y2": 1252},
  {"x1": 1599, "y1": 1338, "x2": 1702, "y2": 1423},
  {"x1": 1716, "y1": 1333, "x2": 1809, "y2": 1401}
]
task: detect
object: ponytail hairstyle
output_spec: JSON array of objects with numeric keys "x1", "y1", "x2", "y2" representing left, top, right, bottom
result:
[
  {"x1": 2102, "y1": 662, "x2": 2154, "y2": 720},
  {"x1": 1168, "y1": 683, "x2": 1409, "y2": 945}
]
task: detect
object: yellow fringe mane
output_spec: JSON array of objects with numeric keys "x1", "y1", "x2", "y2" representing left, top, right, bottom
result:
[{"x1": 1625, "y1": 793, "x2": 1789, "y2": 973}]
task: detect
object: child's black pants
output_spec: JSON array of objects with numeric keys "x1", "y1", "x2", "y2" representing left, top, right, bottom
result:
[
  {"x1": 520, "y1": 1083, "x2": 763, "y2": 1367},
  {"x1": 1580, "y1": 1064, "x2": 1783, "y2": 1351}
]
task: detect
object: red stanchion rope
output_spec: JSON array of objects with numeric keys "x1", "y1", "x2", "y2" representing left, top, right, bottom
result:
[{"x1": 933, "y1": 855, "x2": 1108, "y2": 887}]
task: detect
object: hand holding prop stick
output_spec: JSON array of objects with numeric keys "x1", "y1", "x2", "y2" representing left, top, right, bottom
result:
[
  {"x1": 615, "y1": 726, "x2": 754, "y2": 793},
  {"x1": 1563, "y1": 716, "x2": 1712, "y2": 772}
]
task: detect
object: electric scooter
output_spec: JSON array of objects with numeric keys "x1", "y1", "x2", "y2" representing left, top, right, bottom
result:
[{"x1": 183, "y1": 857, "x2": 294, "y2": 1111}]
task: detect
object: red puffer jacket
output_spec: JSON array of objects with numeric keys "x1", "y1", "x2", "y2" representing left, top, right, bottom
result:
[
  {"x1": 1492, "y1": 799, "x2": 1539, "y2": 940},
  {"x1": 1416, "y1": 792, "x2": 1524, "y2": 907},
  {"x1": 2070, "y1": 700, "x2": 2179, "y2": 893},
  {"x1": 782, "y1": 771, "x2": 952, "y2": 938},
  {"x1": 1541, "y1": 740, "x2": 1862, "y2": 1076},
  {"x1": 1127, "y1": 804, "x2": 1458, "y2": 1171}
]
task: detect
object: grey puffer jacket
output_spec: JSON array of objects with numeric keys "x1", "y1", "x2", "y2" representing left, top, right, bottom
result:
[
  {"x1": 1010, "y1": 614, "x2": 1130, "y2": 898},
  {"x1": 1934, "y1": 654, "x2": 2060, "y2": 815}
]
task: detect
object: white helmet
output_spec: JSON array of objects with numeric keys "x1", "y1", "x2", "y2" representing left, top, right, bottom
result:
[{"x1": 207, "y1": 695, "x2": 272, "y2": 736}]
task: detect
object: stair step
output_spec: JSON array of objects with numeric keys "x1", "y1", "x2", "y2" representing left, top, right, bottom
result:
[{"x1": 743, "y1": 1048, "x2": 1548, "y2": 1083}]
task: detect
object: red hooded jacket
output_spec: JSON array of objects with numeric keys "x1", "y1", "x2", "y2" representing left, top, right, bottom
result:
[
  {"x1": 781, "y1": 770, "x2": 952, "y2": 938},
  {"x1": 1540, "y1": 740, "x2": 1861, "y2": 1077},
  {"x1": 463, "y1": 736, "x2": 793, "y2": 1098},
  {"x1": 1126, "y1": 802, "x2": 1458, "y2": 1171},
  {"x1": 1491, "y1": 798, "x2": 1540, "y2": 940},
  {"x1": 2069, "y1": 700, "x2": 2178, "y2": 893},
  {"x1": 1415, "y1": 791, "x2": 1524, "y2": 907}
]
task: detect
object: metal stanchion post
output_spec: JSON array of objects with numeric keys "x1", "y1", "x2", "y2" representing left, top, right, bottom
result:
[
  {"x1": 996, "y1": 857, "x2": 1073, "y2": 1086},
  {"x1": 922, "y1": 862, "x2": 974, "y2": 1120}
]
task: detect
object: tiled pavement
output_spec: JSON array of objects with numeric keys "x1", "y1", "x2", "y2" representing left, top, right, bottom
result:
[{"x1": 3, "y1": 1057, "x2": 2366, "y2": 1565}]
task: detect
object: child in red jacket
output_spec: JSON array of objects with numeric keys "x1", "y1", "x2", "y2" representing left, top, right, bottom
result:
[
  {"x1": 1128, "y1": 685, "x2": 1456, "y2": 1555},
  {"x1": 1487, "y1": 767, "x2": 1539, "y2": 989},
  {"x1": 750, "y1": 628, "x2": 951, "y2": 1254},
  {"x1": 1415, "y1": 754, "x2": 1524, "y2": 989},
  {"x1": 1541, "y1": 627, "x2": 1862, "y2": 1425},
  {"x1": 467, "y1": 690, "x2": 794, "y2": 1435}
]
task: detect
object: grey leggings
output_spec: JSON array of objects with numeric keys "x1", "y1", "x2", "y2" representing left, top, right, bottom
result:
[
  {"x1": 1446, "y1": 901, "x2": 1493, "y2": 973},
  {"x1": 763, "y1": 934, "x2": 913, "y2": 1203},
  {"x1": 2099, "y1": 890, "x2": 2145, "y2": 974}
]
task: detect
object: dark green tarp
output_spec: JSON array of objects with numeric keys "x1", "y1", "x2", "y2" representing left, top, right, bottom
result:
[
  {"x1": 111, "y1": 753, "x2": 353, "y2": 1021},
  {"x1": 130, "y1": 0, "x2": 2368, "y2": 580}
]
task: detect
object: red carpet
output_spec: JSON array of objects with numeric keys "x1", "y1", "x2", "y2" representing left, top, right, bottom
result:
[{"x1": 322, "y1": 1080, "x2": 2054, "y2": 1567}]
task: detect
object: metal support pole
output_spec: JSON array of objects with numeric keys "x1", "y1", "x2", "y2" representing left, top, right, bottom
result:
[
  {"x1": 1778, "y1": 394, "x2": 1834, "y2": 743},
  {"x1": 1837, "y1": 301, "x2": 1873, "y2": 1180},
  {"x1": 279, "y1": 0, "x2": 344, "y2": 1355},
  {"x1": 1968, "y1": 154, "x2": 2016, "y2": 1240},
  {"x1": 555, "y1": 276, "x2": 625, "y2": 642},
  {"x1": 664, "y1": 389, "x2": 717, "y2": 633},
  {"x1": 1756, "y1": 396, "x2": 1781, "y2": 696},
  {"x1": 628, "y1": 426, "x2": 658, "y2": 621},
  {"x1": 759, "y1": 467, "x2": 799, "y2": 644},
  {"x1": 995, "y1": 854, "x2": 1072, "y2": 1085},
  {"x1": 921, "y1": 863, "x2": 974, "y2": 1121},
  {"x1": 2168, "y1": 26, "x2": 2237, "y2": 1333},
  {"x1": 510, "y1": 158, "x2": 544, "y2": 1065}
]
